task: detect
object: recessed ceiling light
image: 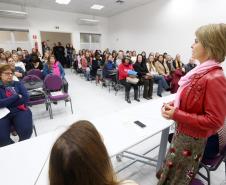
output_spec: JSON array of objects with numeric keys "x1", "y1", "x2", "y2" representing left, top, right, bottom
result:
[
  {"x1": 90, "y1": 4, "x2": 104, "y2": 10},
  {"x1": 56, "y1": 0, "x2": 71, "y2": 5}
]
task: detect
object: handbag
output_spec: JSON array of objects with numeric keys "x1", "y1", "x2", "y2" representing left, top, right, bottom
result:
[
  {"x1": 126, "y1": 77, "x2": 139, "y2": 84},
  {"x1": 144, "y1": 75, "x2": 152, "y2": 79}
]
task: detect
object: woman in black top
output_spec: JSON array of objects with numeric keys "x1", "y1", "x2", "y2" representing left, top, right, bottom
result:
[
  {"x1": 133, "y1": 54, "x2": 153, "y2": 99},
  {"x1": 25, "y1": 54, "x2": 43, "y2": 71}
]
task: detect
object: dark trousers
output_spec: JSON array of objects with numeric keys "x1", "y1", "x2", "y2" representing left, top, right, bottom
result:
[
  {"x1": 142, "y1": 78, "x2": 154, "y2": 98},
  {"x1": 0, "y1": 109, "x2": 33, "y2": 147},
  {"x1": 120, "y1": 79, "x2": 138, "y2": 99}
]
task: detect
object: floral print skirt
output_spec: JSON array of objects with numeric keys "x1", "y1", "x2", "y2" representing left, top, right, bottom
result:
[{"x1": 157, "y1": 130, "x2": 206, "y2": 185}]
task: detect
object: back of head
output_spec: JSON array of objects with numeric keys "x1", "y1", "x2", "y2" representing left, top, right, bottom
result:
[
  {"x1": 49, "y1": 120, "x2": 117, "y2": 185},
  {"x1": 195, "y1": 23, "x2": 226, "y2": 63}
]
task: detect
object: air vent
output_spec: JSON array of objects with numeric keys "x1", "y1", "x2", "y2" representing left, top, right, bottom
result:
[
  {"x1": 0, "y1": 10, "x2": 27, "y2": 19},
  {"x1": 116, "y1": 0, "x2": 125, "y2": 4},
  {"x1": 78, "y1": 18, "x2": 100, "y2": 26}
]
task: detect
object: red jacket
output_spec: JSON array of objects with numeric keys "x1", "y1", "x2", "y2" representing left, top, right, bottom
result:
[
  {"x1": 118, "y1": 63, "x2": 134, "y2": 80},
  {"x1": 173, "y1": 66, "x2": 226, "y2": 138}
]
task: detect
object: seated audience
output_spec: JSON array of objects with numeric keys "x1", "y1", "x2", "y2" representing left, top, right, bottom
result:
[
  {"x1": 7, "y1": 57, "x2": 25, "y2": 80},
  {"x1": 146, "y1": 55, "x2": 169, "y2": 97},
  {"x1": 154, "y1": 54, "x2": 172, "y2": 86},
  {"x1": 118, "y1": 57, "x2": 139, "y2": 103},
  {"x1": 133, "y1": 54, "x2": 153, "y2": 99},
  {"x1": 0, "y1": 64, "x2": 32, "y2": 147},
  {"x1": 0, "y1": 53, "x2": 7, "y2": 64},
  {"x1": 90, "y1": 53, "x2": 102, "y2": 80},
  {"x1": 43, "y1": 55, "x2": 68, "y2": 93},
  {"x1": 170, "y1": 54, "x2": 185, "y2": 93},
  {"x1": 185, "y1": 58, "x2": 197, "y2": 73},
  {"x1": 42, "y1": 51, "x2": 50, "y2": 64},
  {"x1": 49, "y1": 120, "x2": 138, "y2": 185},
  {"x1": 103, "y1": 54, "x2": 117, "y2": 82},
  {"x1": 26, "y1": 54, "x2": 43, "y2": 71},
  {"x1": 12, "y1": 53, "x2": 26, "y2": 72},
  {"x1": 81, "y1": 51, "x2": 92, "y2": 81}
]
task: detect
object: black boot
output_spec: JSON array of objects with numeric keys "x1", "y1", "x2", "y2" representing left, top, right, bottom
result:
[
  {"x1": 125, "y1": 91, "x2": 131, "y2": 103},
  {"x1": 134, "y1": 90, "x2": 140, "y2": 102}
]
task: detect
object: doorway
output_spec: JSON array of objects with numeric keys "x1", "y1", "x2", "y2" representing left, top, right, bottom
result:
[{"x1": 40, "y1": 31, "x2": 72, "y2": 52}]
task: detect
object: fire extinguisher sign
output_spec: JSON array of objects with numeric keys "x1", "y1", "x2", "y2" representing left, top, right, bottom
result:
[{"x1": 32, "y1": 35, "x2": 38, "y2": 49}]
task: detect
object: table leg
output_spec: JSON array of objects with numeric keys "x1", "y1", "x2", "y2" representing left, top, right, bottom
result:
[{"x1": 156, "y1": 127, "x2": 170, "y2": 172}]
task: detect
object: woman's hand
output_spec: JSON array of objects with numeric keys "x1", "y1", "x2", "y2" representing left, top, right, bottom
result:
[
  {"x1": 15, "y1": 72, "x2": 22, "y2": 77},
  {"x1": 161, "y1": 103, "x2": 176, "y2": 120}
]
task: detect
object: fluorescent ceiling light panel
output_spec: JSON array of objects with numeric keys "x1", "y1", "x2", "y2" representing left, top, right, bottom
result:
[
  {"x1": 0, "y1": 10, "x2": 27, "y2": 15},
  {"x1": 56, "y1": 0, "x2": 71, "y2": 5},
  {"x1": 90, "y1": 4, "x2": 104, "y2": 10},
  {"x1": 80, "y1": 18, "x2": 100, "y2": 23}
]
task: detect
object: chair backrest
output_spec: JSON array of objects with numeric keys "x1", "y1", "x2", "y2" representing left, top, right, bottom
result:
[
  {"x1": 22, "y1": 75, "x2": 43, "y2": 90},
  {"x1": 218, "y1": 119, "x2": 226, "y2": 153},
  {"x1": 190, "y1": 178, "x2": 204, "y2": 185},
  {"x1": 44, "y1": 74, "x2": 63, "y2": 91},
  {"x1": 27, "y1": 69, "x2": 43, "y2": 79}
]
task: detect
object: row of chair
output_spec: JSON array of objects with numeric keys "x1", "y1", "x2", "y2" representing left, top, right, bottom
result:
[{"x1": 22, "y1": 69, "x2": 73, "y2": 119}]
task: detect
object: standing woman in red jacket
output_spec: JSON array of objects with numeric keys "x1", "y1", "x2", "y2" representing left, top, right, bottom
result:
[{"x1": 157, "y1": 23, "x2": 226, "y2": 185}]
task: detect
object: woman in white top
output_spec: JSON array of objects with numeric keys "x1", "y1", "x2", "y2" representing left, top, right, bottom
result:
[
  {"x1": 49, "y1": 120, "x2": 139, "y2": 185},
  {"x1": 12, "y1": 53, "x2": 26, "y2": 72}
]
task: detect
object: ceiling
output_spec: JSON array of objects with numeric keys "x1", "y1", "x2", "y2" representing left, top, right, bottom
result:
[{"x1": 0, "y1": 0, "x2": 154, "y2": 17}]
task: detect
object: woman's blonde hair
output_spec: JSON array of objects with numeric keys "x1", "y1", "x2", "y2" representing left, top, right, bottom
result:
[{"x1": 195, "y1": 23, "x2": 226, "y2": 63}]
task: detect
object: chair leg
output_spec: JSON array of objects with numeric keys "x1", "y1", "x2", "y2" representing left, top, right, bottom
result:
[
  {"x1": 48, "y1": 102, "x2": 53, "y2": 119},
  {"x1": 207, "y1": 169, "x2": 210, "y2": 185},
  {"x1": 33, "y1": 124, "x2": 37, "y2": 137},
  {"x1": 70, "y1": 99, "x2": 73, "y2": 114},
  {"x1": 225, "y1": 160, "x2": 226, "y2": 180}
]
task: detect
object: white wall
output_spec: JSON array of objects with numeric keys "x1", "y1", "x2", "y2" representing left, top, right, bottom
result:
[
  {"x1": 0, "y1": 2, "x2": 109, "y2": 53},
  {"x1": 108, "y1": 0, "x2": 226, "y2": 64}
]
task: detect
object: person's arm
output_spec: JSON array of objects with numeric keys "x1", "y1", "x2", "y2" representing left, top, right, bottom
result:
[
  {"x1": 118, "y1": 64, "x2": 128, "y2": 79},
  {"x1": 59, "y1": 63, "x2": 65, "y2": 78},
  {"x1": 11, "y1": 82, "x2": 29, "y2": 106},
  {"x1": 154, "y1": 62, "x2": 164, "y2": 75},
  {"x1": 173, "y1": 75, "x2": 226, "y2": 134},
  {"x1": 0, "y1": 94, "x2": 19, "y2": 108},
  {"x1": 39, "y1": 62, "x2": 43, "y2": 70},
  {"x1": 133, "y1": 64, "x2": 143, "y2": 77},
  {"x1": 19, "y1": 62, "x2": 26, "y2": 72},
  {"x1": 42, "y1": 64, "x2": 49, "y2": 77}
]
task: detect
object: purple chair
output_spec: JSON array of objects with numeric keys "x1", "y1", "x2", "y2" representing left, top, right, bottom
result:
[
  {"x1": 22, "y1": 75, "x2": 52, "y2": 119},
  {"x1": 190, "y1": 178, "x2": 205, "y2": 185},
  {"x1": 27, "y1": 69, "x2": 43, "y2": 79},
  {"x1": 198, "y1": 145, "x2": 226, "y2": 185},
  {"x1": 44, "y1": 74, "x2": 73, "y2": 119}
]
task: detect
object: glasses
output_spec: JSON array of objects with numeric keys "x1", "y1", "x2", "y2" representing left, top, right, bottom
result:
[{"x1": 2, "y1": 72, "x2": 13, "y2": 76}]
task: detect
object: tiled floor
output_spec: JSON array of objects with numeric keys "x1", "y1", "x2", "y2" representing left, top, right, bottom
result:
[{"x1": 30, "y1": 69, "x2": 225, "y2": 185}]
